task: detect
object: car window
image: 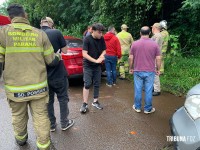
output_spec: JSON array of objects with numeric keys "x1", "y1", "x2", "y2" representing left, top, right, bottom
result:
[{"x1": 66, "y1": 39, "x2": 83, "y2": 48}]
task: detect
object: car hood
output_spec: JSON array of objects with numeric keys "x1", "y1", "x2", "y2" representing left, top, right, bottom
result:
[{"x1": 187, "y1": 83, "x2": 200, "y2": 98}]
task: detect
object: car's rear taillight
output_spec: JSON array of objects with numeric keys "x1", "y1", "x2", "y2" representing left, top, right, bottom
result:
[
  {"x1": 62, "y1": 50, "x2": 82, "y2": 66},
  {"x1": 64, "y1": 50, "x2": 80, "y2": 56},
  {"x1": 66, "y1": 51, "x2": 80, "y2": 56},
  {"x1": 62, "y1": 50, "x2": 81, "y2": 59}
]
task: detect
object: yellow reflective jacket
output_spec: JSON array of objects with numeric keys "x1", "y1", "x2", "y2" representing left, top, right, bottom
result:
[
  {"x1": 161, "y1": 30, "x2": 169, "y2": 54},
  {"x1": 117, "y1": 30, "x2": 134, "y2": 55},
  {"x1": 0, "y1": 17, "x2": 58, "y2": 102}
]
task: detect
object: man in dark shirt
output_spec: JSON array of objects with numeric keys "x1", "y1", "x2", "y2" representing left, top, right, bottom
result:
[
  {"x1": 40, "y1": 17, "x2": 74, "y2": 131},
  {"x1": 80, "y1": 23, "x2": 106, "y2": 113}
]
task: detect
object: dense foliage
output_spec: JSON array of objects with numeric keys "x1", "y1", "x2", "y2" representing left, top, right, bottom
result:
[
  {"x1": 1, "y1": 0, "x2": 198, "y2": 55},
  {"x1": 170, "y1": 0, "x2": 200, "y2": 57},
  {"x1": 161, "y1": 57, "x2": 200, "y2": 96}
]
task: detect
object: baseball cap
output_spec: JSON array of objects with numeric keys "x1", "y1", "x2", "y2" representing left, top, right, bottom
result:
[
  {"x1": 121, "y1": 24, "x2": 129, "y2": 29},
  {"x1": 152, "y1": 23, "x2": 161, "y2": 29},
  {"x1": 41, "y1": 17, "x2": 54, "y2": 25}
]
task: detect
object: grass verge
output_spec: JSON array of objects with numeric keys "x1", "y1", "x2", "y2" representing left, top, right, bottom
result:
[{"x1": 127, "y1": 57, "x2": 200, "y2": 96}]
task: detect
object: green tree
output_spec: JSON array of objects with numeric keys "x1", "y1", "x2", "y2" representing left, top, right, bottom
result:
[
  {"x1": 91, "y1": 0, "x2": 162, "y2": 38},
  {"x1": 0, "y1": 2, "x2": 9, "y2": 15},
  {"x1": 3, "y1": 0, "x2": 199, "y2": 54},
  {"x1": 171, "y1": 0, "x2": 200, "y2": 57}
]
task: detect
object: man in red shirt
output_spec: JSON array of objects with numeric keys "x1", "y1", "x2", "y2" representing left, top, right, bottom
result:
[{"x1": 104, "y1": 26, "x2": 121, "y2": 87}]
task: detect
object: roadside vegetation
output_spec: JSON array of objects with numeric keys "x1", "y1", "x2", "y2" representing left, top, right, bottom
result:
[
  {"x1": 127, "y1": 56, "x2": 200, "y2": 97},
  {"x1": 0, "y1": 0, "x2": 199, "y2": 96},
  {"x1": 161, "y1": 56, "x2": 200, "y2": 96}
]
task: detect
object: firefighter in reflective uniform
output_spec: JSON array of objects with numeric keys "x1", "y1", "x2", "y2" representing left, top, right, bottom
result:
[
  {"x1": 151, "y1": 23, "x2": 163, "y2": 96},
  {"x1": 117, "y1": 24, "x2": 134, "y2": 79},
  {"x1": 159, "y1": 20, "x2": 169, "y2": 74},
  {"x1": 0, "y1": 4, "x2": 61, "y2": 150}
]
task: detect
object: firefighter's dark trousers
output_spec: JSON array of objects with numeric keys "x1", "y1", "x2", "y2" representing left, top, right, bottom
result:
[{"x1": 8, "y1": 96, "x2": 51, "y2": 150}]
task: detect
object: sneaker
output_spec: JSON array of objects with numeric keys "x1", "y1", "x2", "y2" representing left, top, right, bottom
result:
[
  {"x1": 50, "y1": 123, "x2": 56, "y2": 132},
  {"x1": 92, "y1": 101, "x2": 103, "y2": 110},
  {"x1": 144, "y1": 108, "x2": 156, "y2": 114},
  {"x1": 61, "y1": 119, "x2": 74, "y2": 131},
  {"x1": 113, "y1": 82, "x2": 116, "y2": 86},
  {"x1": 132, "y1": 105, "x2": 141, "y2": 113},
  {"x1": 80, "y1": 103, "x2": 88, "y2": 113},
  {"x1": 15, "y1": 134, "x2": 28, "y2": 146},
  {"x1": 106, "y1": 83, "x2": 112, "y2": 87}
]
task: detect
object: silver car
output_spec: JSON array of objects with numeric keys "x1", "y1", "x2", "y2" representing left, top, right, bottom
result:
[{"x1": 170, "y1": 83, "x2": 200, "y2": 150}]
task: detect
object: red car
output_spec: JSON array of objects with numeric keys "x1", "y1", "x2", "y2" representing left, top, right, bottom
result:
[
  {"x1": 62, "y1": 36, "x2": 106, "y2": 78},
  {"x1": 0, "y1": 15, "x2": 11, "y2": 27},
  {"x1": 62, "y1": 36, "x2": 83, "y2": 78}
]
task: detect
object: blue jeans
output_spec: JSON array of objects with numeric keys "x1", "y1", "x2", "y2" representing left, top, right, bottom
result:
[
  {"x1": 134, "y1": 71, "x2": 155, "y2": 111},
  {"x1": 105, "y1": 55, "x2": 117, "y2": 85},
  {"x1": 48, "y1": 76, "x2": 69, "y2": 128}
]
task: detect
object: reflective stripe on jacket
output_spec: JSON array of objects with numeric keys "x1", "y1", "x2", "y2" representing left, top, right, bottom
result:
[
  {"x1": 161, "y1": 30, "x2": 169, "y2": 54},
  {"x1": 0, "y1": 17, "x2": 56, "y2": 102}
]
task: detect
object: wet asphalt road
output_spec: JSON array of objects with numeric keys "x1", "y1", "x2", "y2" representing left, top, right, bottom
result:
[{"x1": 0, "y1": 77, "x2": 185, "y2": 150}]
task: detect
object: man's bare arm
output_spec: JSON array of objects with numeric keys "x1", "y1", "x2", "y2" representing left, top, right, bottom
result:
[
  {"x1": 99, "y1": 50, "x2": 106, "y2": 58},
  {"x1": 129, "y1": 55, "x2": 134, "y2": 70},
  {"x1": 156, "y1": 55, "x2": 162, "y2": 71},
  {"x1": 129, "y1": 54, "x2": 134, "y2": 74},
  {"x1": 61, "y1": 46, "x2": 68, "y2": 54},
  {"x1": 98, "y1": 50, "x2": 106, "y2": 61},
  {"x1": 83, "y1": 50, "x2": 101, "y2": 63}
]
